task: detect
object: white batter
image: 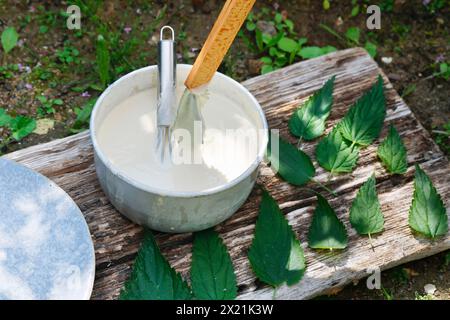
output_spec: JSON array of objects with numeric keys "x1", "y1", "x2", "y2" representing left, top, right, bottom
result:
[{"x1": 97, "y1": 87, "x2": 260, "y2": 193}]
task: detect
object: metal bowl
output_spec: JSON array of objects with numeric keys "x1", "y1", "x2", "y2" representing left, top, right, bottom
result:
[{"x1": 90, "y1": 65, "x2": 268, "y2": 233}]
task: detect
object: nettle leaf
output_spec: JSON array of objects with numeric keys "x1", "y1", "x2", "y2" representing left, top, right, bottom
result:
[
  {"x1": 248, "y1": 190, "x2": 306, "y2": 287},
  {"x1": 308, "y1": 194, "x2": 348, "y2": 250},
  {"x1": 289, "y1": 76, "x2": 335, "y2": 141},
  {"x1": 408, "y1": 165, "x2": 448, "y2": 239},
  {"x1": 377, "y1": 125, "x2": 407, "y2": 174},
  {"x1": 0, "y1": 108, "x2": 12, "y2": 127},
  {"x1": 349, "y1": 174, "x2": 384, "y2": 236},
  {"x1": 1, "y1": 27, "x2": 19, "y2": 54},
  {"x1": 266, "y1": 132, "x2": 315, "y2": 186},
  {"x1": 191, "y1": 229, "x2": 237, "y2": 300},
  {"x1": 339, "y1": 76, "x2": 386, "y2": 147},
  {"x1": 316, "y1": 125, "x2": 359, "y2": 173},
  {"x1": 120, "y1": 231, "x2": 192, "y2": 300},
  {"x1": 10, "y1": 116, "x2": 36, "y2": 141}
]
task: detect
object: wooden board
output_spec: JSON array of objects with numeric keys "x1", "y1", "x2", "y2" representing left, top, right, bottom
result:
[{"x1": 4, "y1": 48, "x2": 450, "y2": 300}]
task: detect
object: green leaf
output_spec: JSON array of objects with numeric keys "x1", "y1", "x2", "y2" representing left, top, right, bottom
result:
[
  {"x1": 364, "y1": 41, "x2": 377, "y2": 58},
  {"x1": 298, "y1": 46, "x2": 336, "y2": 59},
  {"x1": 323, "y1": 0, "x2": 330, "y2": 10},
  {"x1": 10, "y1": 116, "x2": 36, "y2": 141},
  {"x1": 120, "y1": 231, "x2": 192, "y2": 300},
  {"x1": 37, "y1": 95, "x2": 48, "y2": 103},
  {"x1": 275, "y1": 13, "x2": 283, "y2": 24},
  {"x1": 377, "y1": 125, "x2": 407, "y2": 174},
  {"x1": 408, "y1": 165, "x2": 448, "y2": 239},
  {"x1": 351, "y1": 5, "x2": 360, "y2": 17},
  {"x1": 39, "y1": 25, "x2": 49, "y2": 34},
  {"x1": 248, "y1": 190, "x2": 306, "y2": 287},
  {"x1": 71, "y1": 98, "x2": 97, "y2": 133},
  {"x1": 255, "y1": 28, "x2": 264, "y2": 51},
  {"x1": 275, "y1": 55, "x2": 287, "y2": 67},
  {"x1": 246, "y1": 20, "x2": 256, "y2": 31},
  {"x1": 349, "y1": 174, "x2": 384, "y2": 236},
  {"x1": 267, "y1": 32, "x2": 284, "y2": 48},
  {"x1": 0, "y1": 108, "x2": 12, "y2": 127},
  {"x1": 316, "y1": 126, "x2": 359, "y2": 173},
  {"x1": 289, "y1": 76, "x2": 335, "y2": 140},
  {"x1": 298, "y1": 37, "x2": 308, "y2": 47},
  {"x1": 191, "y1": 229, "x2": 237, "y2": 300},
  {"x1": 53, "y1": 98, "x2": 64, "y2": 105},
  {"x1": 339, "y1": 75, "x2": 386, "y2": 147},
  {"x1": 285, "y1": 19, "x2": 294, "y2": 32},
  {"x1": 298, "y1": 46, "x2": 323, "y2": 59},
  {"x1": 260, "y1": 56, "x2": 272, "y2": 64},
  {"x1": 269, "y1": 46, "x2": 278, "y2": 57},
  {"x1": 96, "y1": 35, "x2": 111, "y2": 88},
  {"x1": 278, "y1": 37, "x2": 298, "y2": 53},
  {"x1": 321, "y1": 45, "x2": 337, "y2": 54},
  {"x1": 266, "y1": 132, "x2": 315, "y2": 186},
  {"x1": 1, "y1": 27, "x2": 19, "y2": 54},
  {"x1": 261, "y1": 64, "x2": 273, "y2": 75},
  {"x1": 345, "y1": 27, "x2": 360, "y2": 44},
  {"x1": 308, "y1": 194, "x2": 348, "y2": 250},
  {"x1": 262, "y1": 33, "x2": 272, "y2": 45}
]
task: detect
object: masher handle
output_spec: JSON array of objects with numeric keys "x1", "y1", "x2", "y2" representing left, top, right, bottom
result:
[{"x1": 184, "y1": 0, "x2": 256, "y2": 90}]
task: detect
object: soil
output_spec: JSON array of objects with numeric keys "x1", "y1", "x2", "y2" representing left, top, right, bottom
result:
[{"x1": 0, "y1": 0, "x2": 448, "y2": 299}]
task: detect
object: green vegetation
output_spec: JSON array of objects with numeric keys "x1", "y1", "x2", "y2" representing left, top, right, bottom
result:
[
  {"x1": 239, "y1": 9, "x2": 336, "y2": 74},
  {"x1": 0, "y1": 108, "x2": 36, "y2": 152},
  {"x1": 37, "y1": 95, "x2": 63, "y2": 116}
]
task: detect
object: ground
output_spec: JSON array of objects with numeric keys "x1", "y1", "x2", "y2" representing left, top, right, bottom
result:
[{"x1": 0, "y1": 0, "x2": 448, "y2": 299}]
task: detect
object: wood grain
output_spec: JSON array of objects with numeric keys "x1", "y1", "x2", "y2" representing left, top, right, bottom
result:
[{"x1": 4, "y1": 48, "x2": 450, "y2": 300}]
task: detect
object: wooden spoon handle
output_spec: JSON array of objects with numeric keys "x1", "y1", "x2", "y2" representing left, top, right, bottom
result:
[{"x1": 184, "y1": 0, "x2": 256, "y2": 90}]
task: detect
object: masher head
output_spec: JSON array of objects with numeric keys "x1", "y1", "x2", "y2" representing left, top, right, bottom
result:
[{"x1": 170, "y1": 89, "x2": 205, "y2": 161}]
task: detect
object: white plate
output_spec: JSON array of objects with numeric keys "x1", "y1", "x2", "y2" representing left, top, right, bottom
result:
[{"x1": 0, "y1": 158, "x2": 95, "y2": 300}]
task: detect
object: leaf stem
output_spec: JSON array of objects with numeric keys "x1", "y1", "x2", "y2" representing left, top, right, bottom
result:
[
  {"x1": 312, "y1": 179, "x2": 337, "y2": 196},
  {"x1": 272, "y1": 287, "x2": 278, "y2": 300},
  {"x1": 368, "y1": 233, "x2": 375, "y2": 252},
  {"x1": 296, "y1": 136, "x2": 303, "y2": 149}
]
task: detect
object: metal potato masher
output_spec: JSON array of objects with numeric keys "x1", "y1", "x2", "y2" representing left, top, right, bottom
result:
[{"x1": 155, "y1": 26, "x2": 177, "y2": 163}]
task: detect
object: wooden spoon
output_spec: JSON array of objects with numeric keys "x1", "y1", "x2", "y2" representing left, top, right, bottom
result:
[{"x1": 184, "y1": 0, "x2": 256, "y2": 90}]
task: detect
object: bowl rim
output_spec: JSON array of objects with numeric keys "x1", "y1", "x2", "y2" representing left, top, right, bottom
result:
[{"x1": 90, "y1": 64, "x2": 268, "y2": 198}]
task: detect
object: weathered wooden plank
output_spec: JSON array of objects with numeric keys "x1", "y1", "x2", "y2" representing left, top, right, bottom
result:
[{"x1": 4, "y1": 48, "x2": 450, "y2": 300}]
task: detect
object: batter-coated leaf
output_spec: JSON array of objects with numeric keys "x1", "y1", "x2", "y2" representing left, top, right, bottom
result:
[
  {"x1": 349, "y1": 174, "x2": 384, "y2": 236},
  {"x1": 248, "y1": 190, "x2": 306, "y2": 287},
  {"x1": 191, "y1": 229, "x2": 237, "y2": 300},
  {"x1": 316, "y1": 126, "x2": 359, "y2": 173},
  {"x1": 409, "y1": 165, "x2": 448, "y2": 239},
  {"x1": 377, "y1": 124, "x2": 407, "y2": 174},
  {"x1": 308, "y1": 194, "x2": 348, "y2": 250},
  {"x1": 266, "y1": 132, "x2": 315, "y2": 186},
  {"x1": 119, "y1": 232, "x2": 192, "y2": 300},
  {"x1": 289, "y1": 76, "x2": 335, "y2": 140},
  {"x1": 339, "y1": 75, "x2": 386, "y2": 146}
]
